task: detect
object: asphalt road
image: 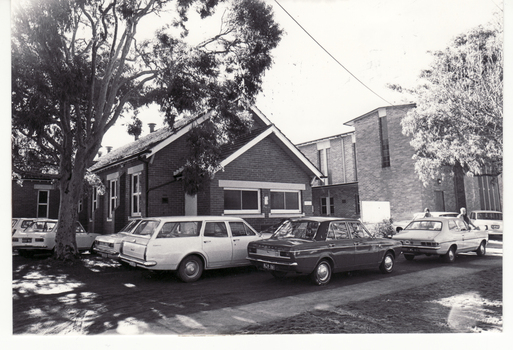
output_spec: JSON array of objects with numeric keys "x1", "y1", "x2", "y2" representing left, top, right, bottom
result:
[{"x1": 11, "y1": 240, "x2": 503, "y2": 335}]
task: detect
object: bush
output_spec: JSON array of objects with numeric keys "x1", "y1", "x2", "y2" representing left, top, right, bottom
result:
[{"x1": 371, "y1": 218, "x2": 396, "y2": 238}]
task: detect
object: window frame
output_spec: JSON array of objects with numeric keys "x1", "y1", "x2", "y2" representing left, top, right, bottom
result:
[
  {"x1": 131, "y1": 172, "x2": 142, "y2": 217},
  {"x1": 223, "y1": 188, "x2": 261, "y2": 215},
  {"x1": 108, "y1": 178, "x2": 118, "y2": 220},
  {"x1": 37, "y1": 190, "x2": 49, "y2": 218},
  {"x1": 270, "y1": 190, "x2": 302, "y2": 214}
]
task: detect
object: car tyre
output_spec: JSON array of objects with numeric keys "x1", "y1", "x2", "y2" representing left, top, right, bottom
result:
[
  {"x1": 271, "y1": 271, "x2": 287, "y2": 279},
  {"x1": 443, "y1": 246, "x2": 456, "y2": 263},
  {"x1": 476, "y1": 241, "x2": 486, "y2": 257},
  {"x1": 177, "y1": 255, "x2": 203, "y2": 283},
  {"x1": 379, "y1": 252, "x2": 395, "y2": 274},
  {"x1": 404, "y1": 254, "x2": 415, "y2": 261},
  {"x1": 310, "y1": 260, "x2": 332, "y2": 286}
]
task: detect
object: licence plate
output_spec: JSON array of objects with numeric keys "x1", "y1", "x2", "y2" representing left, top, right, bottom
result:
[
  {"x1": 22, "y1": 238, "x2": 32, "y2": 243},
  {"x1": 491, "y1": 225, "x2": 500, "y2": 229},
  {"x1": 263, "y1": 263, "x2": 275, "y2": 270}
]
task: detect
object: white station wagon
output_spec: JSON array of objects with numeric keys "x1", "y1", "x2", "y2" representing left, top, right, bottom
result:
[{"x1": 119, "y1": 216, "x2": 263, "y2": 282}]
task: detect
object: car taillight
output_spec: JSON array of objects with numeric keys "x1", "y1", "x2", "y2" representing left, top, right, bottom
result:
[
  {"x1": 35, "y1": 238, "x2": 44, "y2": 242},
  {"x1": 12, "y1": 238, "x2": 18, "y2": 242}
]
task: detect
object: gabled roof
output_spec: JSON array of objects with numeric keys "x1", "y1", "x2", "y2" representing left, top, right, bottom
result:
[
  {"x1": 90, "y1": 113, "x2": 211, "y2": 171},
  {"x1": 90, "y1": 107, "x2": 323, "y2": 179}
]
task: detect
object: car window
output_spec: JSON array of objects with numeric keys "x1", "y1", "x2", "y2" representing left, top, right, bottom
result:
[
  {"x1": 347, "y1": 222, "x2": 372, "y2": 238},
  {"x1": 455, "y1": 219, "x2": 468, "y2": 231},
  {"x1": 119, "y1": 220, "x2": 141, "y2": 234},
  {"x1": 75, "y1": 223, "x2": 85, "y2": 233},
  {"x1": 12, "y1": 219, "x2": 18, "y2": 228},
  {"x1": 229, "y1": 222, "x2": 256, "y2": 237},
  {"x1": 272, "y1": 221, "x2": 319, "y2": 240},
  {"x1": 405, "y1": 221, "x2": 442, "y2": 231},
  {"x1": 327, "y1": 221, "x2": 349, "y2": 240},
  {"x1": 448, "y1": 220, "x2": 458, "y2": 231},
  {"x1": 21, "y1": 220, "x2": 34, "y2": 229},
  {"x1": 132, "y1": 220, "x2": 160, "y2": 236},
  {"x1": 156, "y1": 221, "x2": 201, "y2": 238},
  {"x1": 204, "y1": 222, "x2": 228, "y2": 237}
]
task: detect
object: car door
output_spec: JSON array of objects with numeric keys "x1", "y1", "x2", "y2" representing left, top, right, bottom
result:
[
  {"x1": 325, "y1": 221, "x2": 355, "y2": 271},
  {"x1": 202, "y1": 221, "x2": 233, "y2": 267},
  {"x1": 75, "y1": 222, "x2": 91, "y2": 250},
  {"x1": 348, "y1": 221, "x2": 381, "y2": 268},
  {"x1": 455, "y1": 219, "x2": 477, "y2": 251},
  {"x1": 228, "y1": 221, "x2": 258, "y2": 265}
]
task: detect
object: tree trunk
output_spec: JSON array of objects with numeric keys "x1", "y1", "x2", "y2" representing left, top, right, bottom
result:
[{"x1": 54, "y1": 156, "x2": 86, "y2": 261}]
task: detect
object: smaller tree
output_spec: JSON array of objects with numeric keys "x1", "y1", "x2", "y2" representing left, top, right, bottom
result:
[{"x1": 399, "y1": 18, "x2": 503, "y2": 184}]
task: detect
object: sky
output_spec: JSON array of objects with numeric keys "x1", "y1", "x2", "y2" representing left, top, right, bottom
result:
[{"x1": 100, "y1": 0, "x2": 503, "y2": 149}]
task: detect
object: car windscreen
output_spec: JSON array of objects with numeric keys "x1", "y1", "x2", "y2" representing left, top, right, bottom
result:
[
  {"x1": 404, "y1": 220, "x2": 442, "y2": 231},
  {"x1": 477, "y1": 212, "x2": 502, "y2": 220},
  {"x1": 132, "y1": 220, "x2": 160, "y2": 236},
  {"x1": 271, "y1": 221, "x2": 319, "y2": 240},
  {"x1": 119, "y1": 219, "x2": 141, "y2": 234},
  {"x1": 29, "y1": 221, "x2": 57, "y2": 232}
]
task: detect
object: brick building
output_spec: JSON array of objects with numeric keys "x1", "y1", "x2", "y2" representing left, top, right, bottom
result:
[
  {"x1": 345, "y1": 103, "x2": 502, "y2": 222},
  {"x1": 296, "y1": 133, "x2": 359, "y2": 218},
  {"x1": 11, "y1": 173, "x2": 60, "y2": 220},
  {"x1": 297, "y1": 103, "x2": 502, "y2": 223},
  {"x1": 87, "y1": 106, "x2": 323, "y2": 234}
]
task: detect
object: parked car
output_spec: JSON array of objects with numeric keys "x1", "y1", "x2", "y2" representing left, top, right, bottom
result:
[
  {"x1": 93, "y1": 219, "x2": 143, "y2": 259},
  {"x1": 11, "y1": 218, "x2": 36, "y2": 235},
  {"x1": 394, "y1": 211, "x2": 459, "y2": 233},
  {"x1": 392, "y1": 217, "x2": 488, "y2": 262},
  {"x1": 470, "y1": 210, "x2": 502, "y2": 240},
  {"x1": 246, "y1": 217, "x2": 403, "y2": 286},
  {"x1": 119, "y1": 216, "x2": 263, "y2": 282},
  {"x1": 12, "y1": 219, "x2": 101, "y2": 257}
]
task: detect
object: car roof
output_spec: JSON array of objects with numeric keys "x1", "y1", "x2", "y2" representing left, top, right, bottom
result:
[
  {"x1": 139, "y1": 216, "x2": 246, "y2": 221},
  {"x1": 411, "y1": 217, "x2": 459, "y2": 221},
  {"x1": 471, "y1": 210, "x2": 502, "y2": 214},
  {"x1": 289, "y1": 216, "x2": 359, "y2": 222}
]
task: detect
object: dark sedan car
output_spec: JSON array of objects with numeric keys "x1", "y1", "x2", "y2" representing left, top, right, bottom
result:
[{"x1": 247, "y1": 217, "x2": 403, "y2": 285}]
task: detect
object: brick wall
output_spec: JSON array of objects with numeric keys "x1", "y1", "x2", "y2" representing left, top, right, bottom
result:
[
  {"x1": 312, "y1": 183, "x2": 359, "y2": 218},
  {"x1": 12, "y1": 179, "x2": 60, "y2": 219},
  {"x1": 353, "y1": 105, "x2": 462, "y2": 221},
  {"x1": 213, "y1": 135, "x2": 315, "y2": 230}
]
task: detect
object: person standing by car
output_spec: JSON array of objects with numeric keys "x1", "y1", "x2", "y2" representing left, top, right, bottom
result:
[
  {"x1": 423, "y1": 208, "x2": 432, "y2": 218},
  {"x1": 458, "y1": 207, "x2": 477, "y2": 229}
]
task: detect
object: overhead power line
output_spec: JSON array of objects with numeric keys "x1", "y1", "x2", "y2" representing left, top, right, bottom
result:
[{"x1": 274, "y1": 0, "x2": 393, "y2": 106}]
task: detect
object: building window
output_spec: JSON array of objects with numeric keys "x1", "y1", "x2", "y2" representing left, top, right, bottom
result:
[
  {"x1": 37, "y1": 190, "x2": 49, "y2": 218},
  {"x1": 92, "y1": 187, "x2": 98, "y2": 212},
  {"x1": 317, "y1": 148, "x2": 331, "y2": 184},
  {"x1": 131, "y1": 173, "x2": 142, "y2": 216},
  {"x1": 270, "y1": 190, "x2": 301, "y2": 214},
  {"x1": 379, "y1": 116, "x2": 390, "y2": 167},
  {"x1": 109, "y1": 179, "x2": 118, "y2": 219},
  {"x1": 355, "y1": 194, "x2": 360, "y2": 215},
  {"x1": 321, "y1": 197, "x2": 335, "y2": 215},
  {"x1": 224, "y1": 189, "x2": 260, "y2": 214},
  {"x1": 78, "y1": 199, "x2": 83, "y2": 213}
]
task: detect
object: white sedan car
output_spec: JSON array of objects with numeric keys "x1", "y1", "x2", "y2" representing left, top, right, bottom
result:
[
  {"x1": 119, "y1": 216, "x2": 263, "y2": 282},
  {"x1": 393, "y1": 212, "x2": 459, "y2": 233},
  {"x1": 93, "y1": 219, "x2": 142, "y2": 259},
  {"x1": 470, "y1": 210, "x2": 502, "y2": 240},
  {"x1": 392, "y1": 217, "x2": 488, "y2": 262},
  {"x1": 12, "y1": 219, "x2": 101, "y2": 257}
]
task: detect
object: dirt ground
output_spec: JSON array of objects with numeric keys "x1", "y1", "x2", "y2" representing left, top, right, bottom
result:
[
  {"x1": 12, "y1": 252, "x2": 502, "y2": 335},
  {"x1": 237, "y1": 267, "x2": 503, "y2": 334}
]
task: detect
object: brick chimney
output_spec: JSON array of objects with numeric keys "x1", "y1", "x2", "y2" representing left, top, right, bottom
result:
[{"x1": 148, "y1": 123, "x2": 156, "y2": 133}]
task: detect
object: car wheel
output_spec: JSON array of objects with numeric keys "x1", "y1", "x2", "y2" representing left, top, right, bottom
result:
[
  {"x1": 379, "y1": 252, "x2": 395, "y2": 274},
  {"x1": 443, "y1": 246, "x2": 456, "y2": 263},
  {"x1": 89, "y1": 243, "x2": 96, "y2": 255},
  {"x1": 476, "y1": 241, "x2": 486, "y2": 257},
  {"x1": 310, "y1": 260, "x2": 332, "y2": 286},
  {"x1": 177, "y1": 255, "x2": 203, "y2": 283},
  {"x1": 271, "y1": 271, "x2": 288, "y2": 279},
  {"x1": 404, "y1": 254, "x2": 415, "y2": 261}
]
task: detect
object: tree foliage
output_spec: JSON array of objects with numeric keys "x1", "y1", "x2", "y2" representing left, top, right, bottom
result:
[
  {"x1": 11, "y1": 0, "x2": 282, "y2": 260},
  {"x1": 400, "y1": 18, "x2": 503, "y2": 183}
]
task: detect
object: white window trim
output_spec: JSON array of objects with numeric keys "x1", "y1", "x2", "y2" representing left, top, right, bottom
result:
[
  {"x1": 223, "y1": 188, "x2": 261, "y2": 215},
  {"x1": 270, "y1": 190, "x2": 302, "y2": 214},
  {"x1": 108, "y1": 178, "x2": 118, "y2": 220},
  {"x1": 92, "y1": 187, "x2": 98, "y2": 212},
  {"x1": 37, "y1": 190, "x2": 49, "y2": 218},
  {"x1": 131, "y1": 172, "x2": 142, "y2": 217}
]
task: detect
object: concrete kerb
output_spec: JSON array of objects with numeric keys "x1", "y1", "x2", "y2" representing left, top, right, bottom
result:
[{"x1": 102, "y1": 257, "x2": 501, "y2": 335}]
